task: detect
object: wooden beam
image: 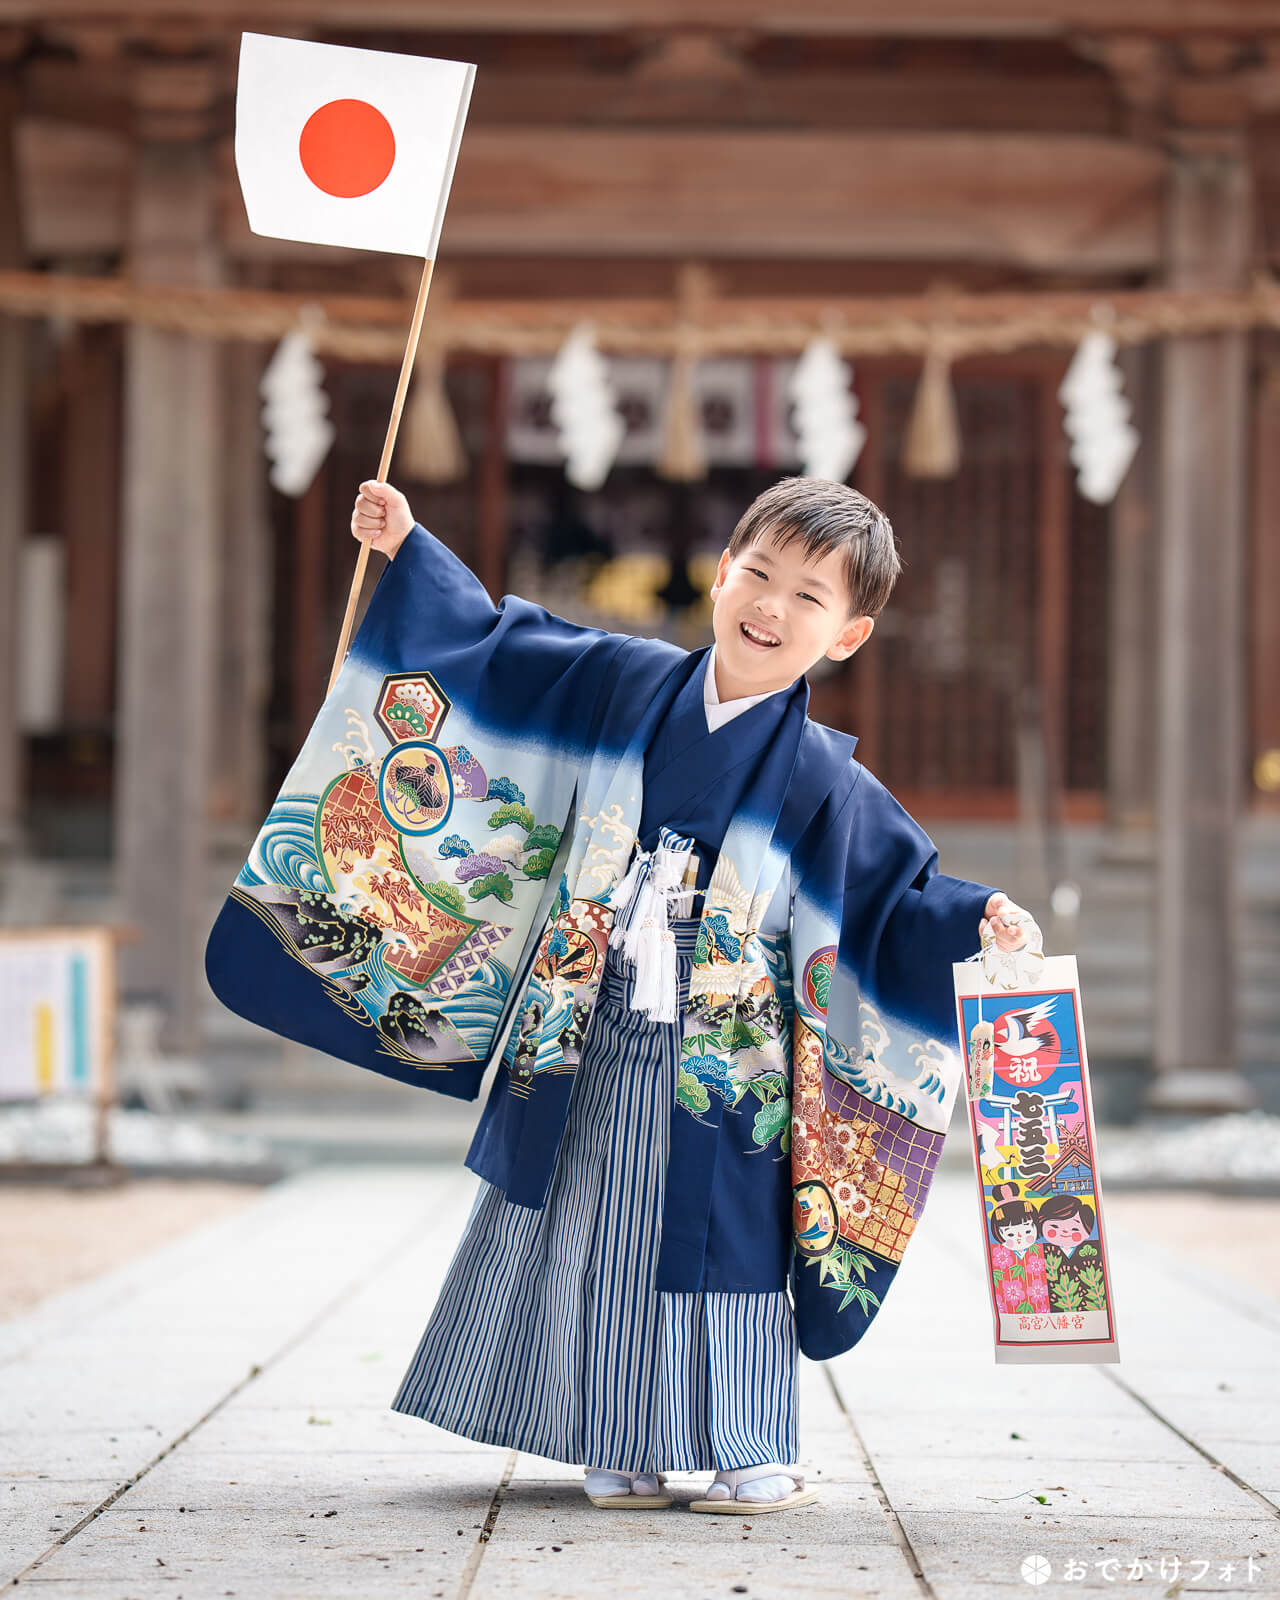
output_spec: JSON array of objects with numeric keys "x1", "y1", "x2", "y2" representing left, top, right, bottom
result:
[
  {"x1": 18, "y1": 117, "x2": 129, "y2": 256},
  {"x1": 466, "y1": 67, "x2": 1117, "y2": 134},
  {"x1": 22, "y1": 53, "x2": 1118, "y2": 138},
  {"x1": 4, "y1": 1, "x2": 1277, "y2": 37},
  {"x1": 439, "y1": 129, "x2": 1163, "y2": 263},
  {"x1": 22, "y1": 58, "x2": 132, "y2": 136},
  {"x1": 20, "y1": 121, "x2": 1166, "y2": 269},
  {"x1": 223, "y1": 128, "x2": 1164, "y2": 269}
]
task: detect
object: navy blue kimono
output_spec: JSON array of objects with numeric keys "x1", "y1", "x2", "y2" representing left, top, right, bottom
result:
[{"x1": 206, "y1": 523, "x2": 997, "y2": 1360}]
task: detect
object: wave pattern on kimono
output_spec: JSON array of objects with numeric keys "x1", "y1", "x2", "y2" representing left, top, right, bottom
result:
[{"x1": 205, "y1": 524, "x2": 996, "y2": 1361}]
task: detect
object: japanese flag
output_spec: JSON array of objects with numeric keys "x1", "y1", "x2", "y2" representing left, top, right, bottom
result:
[{"x1": 235, "y1": 33, "x2": 475, "y2": 259}]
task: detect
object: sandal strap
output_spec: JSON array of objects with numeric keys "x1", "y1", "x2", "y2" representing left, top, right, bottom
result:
[{"x1": 716, "y1": 1463, "x2": 804, "y2": 1493}]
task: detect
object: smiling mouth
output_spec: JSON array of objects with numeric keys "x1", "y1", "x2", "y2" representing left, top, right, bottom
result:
[{"x1": 740, "y1": 620, "x2": 781, "y2": 649}]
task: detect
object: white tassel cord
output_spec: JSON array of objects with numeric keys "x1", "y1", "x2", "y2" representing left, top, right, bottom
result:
[{"x1": 610, "y1": 837, "x2": 696, "y2": 1023}]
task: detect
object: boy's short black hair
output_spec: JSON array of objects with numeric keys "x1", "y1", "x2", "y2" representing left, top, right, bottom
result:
[{"x1": 727, "y1": 477, "x2": 901, "y2": 620}]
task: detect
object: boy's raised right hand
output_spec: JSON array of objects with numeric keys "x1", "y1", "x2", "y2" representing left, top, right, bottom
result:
[{"x1": 351, "y1": 480, "x2": 414, "y2": 560}]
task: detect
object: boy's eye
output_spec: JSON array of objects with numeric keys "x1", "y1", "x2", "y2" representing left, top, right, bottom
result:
[{"x1": 748, "y1": 569, "x2": 819, "y2": 604}]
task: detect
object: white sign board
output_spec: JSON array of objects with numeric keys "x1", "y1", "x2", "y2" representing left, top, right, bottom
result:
[{"x1": 0, "y1": 928, "x2": 114, "y2": 1102}]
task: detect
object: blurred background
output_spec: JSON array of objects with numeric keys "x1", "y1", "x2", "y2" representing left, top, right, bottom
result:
[{"x1": 1, "y1": 4, "x2": 1278, "y2": 1304}]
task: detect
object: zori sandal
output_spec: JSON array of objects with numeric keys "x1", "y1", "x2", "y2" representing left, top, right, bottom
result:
[
  {"x1": 584, "y1": 1468, "x2": 673, "y2": 1509},
  {"x1": 689, "y1": 1464, "x2": 819, "y2": 1514}
]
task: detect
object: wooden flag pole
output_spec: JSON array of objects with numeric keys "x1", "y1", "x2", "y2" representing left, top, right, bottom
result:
[{"x1": 326, "y1": 255, "x2": 436, "y2": 694}]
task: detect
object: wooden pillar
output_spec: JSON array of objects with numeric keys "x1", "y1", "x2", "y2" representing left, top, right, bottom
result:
[
  {"x1": 851, "y1": 368, "x2": 884, "y2": 771},
  {"x1": 476, "y1": 356, "x2": 509, "y2": 600},
  {"x1": 1036, "y1": 366, "x2": 1070, "y2": 853},
  {"x1": 1249, "y1": 350, "x2": 1280, "y2": 815},
  {"x1": 1103, "y1": 342, "x2": 1159, "y2": 844},
  {"x1": 61, "y1": 326, "x2": 122, "y2": 731},
  {"x1": 1148, "y1": 133, "x2": 1254, "y2": 1111},
  {"x1": 212, "y1": 340, "x2": 272, "y2": 844},
  {"x1": 114, "y1": 58, "x2": 222, "y2": 1052},
  {"x1": 292, "y1": 468, "x2": 327, "y2": 757},
  {"x1": 0, "y1": 57, "x2": 26, "y2": 859}
]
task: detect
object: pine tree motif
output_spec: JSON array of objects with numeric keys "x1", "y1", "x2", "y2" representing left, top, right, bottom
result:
[{"x1": 1045, "y1": 1250, "x2": 1085, "y2": 1312}]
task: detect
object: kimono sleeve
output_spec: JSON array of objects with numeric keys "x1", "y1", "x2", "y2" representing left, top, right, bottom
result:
[
  {"x1": 205, "y1": 522, "x2": 630, "y2": 1101},
  {"x1": 349, "y1": 522, "x2": 626, "y2": 752},
  {"x1": 838, "y1": 766, "x2": 998, "y2": 1042},
  {"x1": 787, "y1": 764, "x2": 999, "y2": 1361}
]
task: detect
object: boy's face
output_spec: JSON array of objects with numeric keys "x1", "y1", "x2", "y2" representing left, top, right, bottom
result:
[{"x1": 709, "y1": 527, "x2": 874, "y2": 697}]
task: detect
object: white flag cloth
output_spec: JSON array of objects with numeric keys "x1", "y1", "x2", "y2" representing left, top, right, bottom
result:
[{"x1": 235, "y1": 33, "x2": 475, "y2": 259}]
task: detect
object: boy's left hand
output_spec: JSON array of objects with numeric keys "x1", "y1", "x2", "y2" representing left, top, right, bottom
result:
[{"x1": 980, "y1": 892, "x2": 1037, "y2": 953}]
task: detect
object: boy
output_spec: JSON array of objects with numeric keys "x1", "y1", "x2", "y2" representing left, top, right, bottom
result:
[{"x1": 206, "y1": 474, "x2": 1034, "y2": 1514}]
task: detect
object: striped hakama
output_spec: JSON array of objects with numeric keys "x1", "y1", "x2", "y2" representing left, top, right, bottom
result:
[{"x1": 390, "y1": 915, "x2": 799, "y2": 1474}]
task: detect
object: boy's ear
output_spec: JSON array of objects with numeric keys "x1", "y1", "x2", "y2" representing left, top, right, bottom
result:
[
  {"x1": 826, "y1": 614, "x2": 875, "y2": 662},
  {"x1": 709, "y1": 547, "x2": 733, "y2": 600}
]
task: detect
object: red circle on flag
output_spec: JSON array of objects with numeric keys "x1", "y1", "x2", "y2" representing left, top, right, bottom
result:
[{"x1": 298, "y1": 99, "x2": 396, "y2": 198}]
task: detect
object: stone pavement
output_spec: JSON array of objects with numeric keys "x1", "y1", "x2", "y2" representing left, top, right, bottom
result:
[{"x1": 2, "y1": 1166, "x2": 1277, "y2": 1600}]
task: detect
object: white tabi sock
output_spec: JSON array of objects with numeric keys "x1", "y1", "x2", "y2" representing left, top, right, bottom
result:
[
  {"x1": 704, "y1": 1467, "x2": 796, "y2": 1503},
  {"x1": 584, "y1": 1467, "x2": 662, "y2": 1498}
]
